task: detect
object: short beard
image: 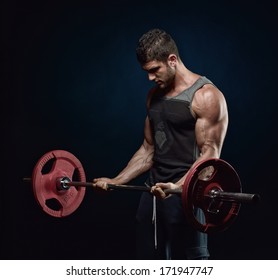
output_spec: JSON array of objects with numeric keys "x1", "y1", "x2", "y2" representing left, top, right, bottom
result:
[{"x1": 162, "y1": 65, "x2": 175, "y2": 89}]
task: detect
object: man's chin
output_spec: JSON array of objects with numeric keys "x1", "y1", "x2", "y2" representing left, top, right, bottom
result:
[{"x1": 157, "y1": 82, "x2": 165, "y2": 88}]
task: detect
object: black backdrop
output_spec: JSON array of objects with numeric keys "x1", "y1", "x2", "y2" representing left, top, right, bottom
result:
[{"x1": 1, "y1": 0, "x2": 277, "y2": 260}]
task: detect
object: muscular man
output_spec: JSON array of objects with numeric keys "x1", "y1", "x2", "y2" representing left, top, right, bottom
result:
[{"x1": 94, "y1": 28, "x2": 228, "y2": 259}]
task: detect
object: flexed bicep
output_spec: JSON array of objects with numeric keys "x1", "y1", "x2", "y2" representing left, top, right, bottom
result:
[{"x1": 193, "y1": 85, "x2": 228, "y2": 159}]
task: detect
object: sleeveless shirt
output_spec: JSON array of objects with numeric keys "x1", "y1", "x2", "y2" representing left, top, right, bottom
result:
[{"x1": 148, "y1": 76, "x2": 213, "y2": 183}]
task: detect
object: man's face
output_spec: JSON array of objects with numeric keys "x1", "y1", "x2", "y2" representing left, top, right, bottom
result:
[{"x1": 142, "y1": 59, "x2": 175, "y2": 89}]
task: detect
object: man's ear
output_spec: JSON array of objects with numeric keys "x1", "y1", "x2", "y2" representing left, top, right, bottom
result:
[{"x1": 168, "y1": 54, "x2": 177, "y2": 67}]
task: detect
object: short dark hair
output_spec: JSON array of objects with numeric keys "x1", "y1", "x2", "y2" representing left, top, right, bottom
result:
[{"x1": 136, "y1": 28, "x2": 180, "y2": 65}]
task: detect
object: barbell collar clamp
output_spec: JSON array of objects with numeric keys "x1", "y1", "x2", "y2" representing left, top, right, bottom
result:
[{"x1": 56, "y1": 177, "x2": 71, "y2": 191}]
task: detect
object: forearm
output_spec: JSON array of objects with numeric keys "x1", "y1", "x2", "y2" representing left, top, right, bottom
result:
[{"x1": 112, "y1": 142, "x2": 154, "y2": 184}]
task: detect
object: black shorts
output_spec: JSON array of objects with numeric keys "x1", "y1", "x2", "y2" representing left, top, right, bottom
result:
[{"x1": 136, "y1": 192, "x2": 209, "y2": 260}]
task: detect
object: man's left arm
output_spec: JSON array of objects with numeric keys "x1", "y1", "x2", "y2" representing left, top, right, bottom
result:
[{"x1": 175, "y1": 84, "x2": 229, "y2": 186}]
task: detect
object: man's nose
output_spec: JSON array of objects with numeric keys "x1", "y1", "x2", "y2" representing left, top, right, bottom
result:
[{"x1": 148, "y1": 73, "x2": 155, "y2": 81}]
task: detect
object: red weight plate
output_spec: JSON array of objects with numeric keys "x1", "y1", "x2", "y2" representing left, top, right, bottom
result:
[
  {"x1": 32, "y1": 150, "x2": 86, "y2": 217},
  {"x1": 182, "y1": 158, "x2": 242, "y2": 233}
]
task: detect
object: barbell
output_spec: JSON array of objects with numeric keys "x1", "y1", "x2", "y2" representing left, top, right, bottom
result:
[{"x1": 24, "y1": 150, "x2": 260, "y2": 233}]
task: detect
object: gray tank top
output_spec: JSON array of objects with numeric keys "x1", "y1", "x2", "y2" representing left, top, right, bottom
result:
[{"x1": 148, "y1": 76, "x2": 213, "y2": 183}]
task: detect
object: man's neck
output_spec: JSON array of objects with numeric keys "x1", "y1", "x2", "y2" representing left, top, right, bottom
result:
[{"x1": 165, "y1": 64, "x2": 200, "y2": 97}]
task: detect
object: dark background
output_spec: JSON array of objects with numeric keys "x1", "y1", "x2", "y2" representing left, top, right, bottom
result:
[{"x1": 1, "y1": 0, "x2": 277, "y2": 260}]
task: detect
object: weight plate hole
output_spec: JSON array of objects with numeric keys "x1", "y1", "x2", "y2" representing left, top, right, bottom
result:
[
  {"x1": 198, "y1": 166, "x2": 215, "y2": 181},
  {"x1": 45, "y1": 198, "x2": 62, "y2": 211},
  {"x1": 71, "y1": 168, "x2": 81, "y2": 190},
  {"x1": 41, "y1": 158, "x2": 55, "y2": 175}
]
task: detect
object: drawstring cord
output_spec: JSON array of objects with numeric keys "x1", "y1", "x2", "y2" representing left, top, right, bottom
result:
[
  {"x1": 145, "y1": 183, "x2": 157, "y2": 250},
  {"x1": 152, "y1": 195, "x2": 157, "y2": 249}
]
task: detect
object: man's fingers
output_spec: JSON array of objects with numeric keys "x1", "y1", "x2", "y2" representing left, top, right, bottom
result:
[
  {"x1": 155, "y1": 182, "x2": 171, "y2": 189},
  {"x1": 92, "y1": 179, "x2": 108, "y2": 190},
  {"x1": 151, "y1": 185, "x2": 167, "y2": 199}
]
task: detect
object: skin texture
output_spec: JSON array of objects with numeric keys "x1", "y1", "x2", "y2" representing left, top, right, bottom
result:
[{"x1": 93, "y1": 54, "x2": 228, "y2": 199}]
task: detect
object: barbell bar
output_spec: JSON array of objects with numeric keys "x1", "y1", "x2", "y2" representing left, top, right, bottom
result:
[{"x1": 53, "y1": 176, "x2": 259, "y2": 204}]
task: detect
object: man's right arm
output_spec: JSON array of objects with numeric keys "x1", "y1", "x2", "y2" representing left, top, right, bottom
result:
[{"x1": 93, "y1": 116, "x2": 154, "y2": 188}]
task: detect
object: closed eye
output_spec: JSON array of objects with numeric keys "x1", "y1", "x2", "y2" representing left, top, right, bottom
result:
[{"x1": 148, "y1": 66, "x2": 160, "y2": 74}]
